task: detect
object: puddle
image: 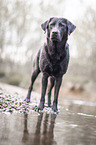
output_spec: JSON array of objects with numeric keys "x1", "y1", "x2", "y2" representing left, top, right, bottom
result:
[{"x1": 0, "y1": 90, "x2": 96, "y2": 145}]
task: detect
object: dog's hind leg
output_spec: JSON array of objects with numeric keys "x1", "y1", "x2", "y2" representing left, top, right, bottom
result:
[
  {"x1": 47, "y1": 77, "x2": 55, "y2": 107},
  {"x1": 25, "y1": 69, "x2": 40, "y2": 103},
  {"x1": 25, "y1": 50, "x2": 40, "y2": 103}
]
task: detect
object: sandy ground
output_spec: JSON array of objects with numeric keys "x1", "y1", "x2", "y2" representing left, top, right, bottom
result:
[
  {"x1": 0, "y1": 82, "x2": 40, "y2": 99},
  {"x1": 0, "y1": 81, "x2": 96, "y2": 104},
  {"x1": 0, "y1": 81, "x2": 96, "y2": 114},
  {"x1": 0, "y1": 82, "x2": 41, "y2": 113}
]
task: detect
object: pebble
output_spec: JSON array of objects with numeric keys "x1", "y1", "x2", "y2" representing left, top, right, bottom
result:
[{"x1": 0, "y1": 89, "x2": 58, "y2": 114}]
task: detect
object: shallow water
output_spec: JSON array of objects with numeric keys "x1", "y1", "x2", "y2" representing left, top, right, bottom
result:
[{"x1": 0, "y1": 99, "x2": 96, "y2": 145}]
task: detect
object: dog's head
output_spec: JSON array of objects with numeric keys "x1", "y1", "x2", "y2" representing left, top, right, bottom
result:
[{"x1": 41, "y1": 17, "x2": 76, "y2": 42}]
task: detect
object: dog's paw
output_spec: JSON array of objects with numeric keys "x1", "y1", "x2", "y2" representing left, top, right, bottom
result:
[
  {"x1": 52, "y1": 104, "x2": 59, "y2": 114},
  {"x1": 34, "y1": 102, "x2": 44, "y2": 112},
  {"x1": 24, "y1": 98, "x2": 30, "y2": 103},
  {"x1": 37, "y1": 105, "x2": 44, "y2": 111},
  {"x1": 48, "y1": 104, "x2": 52, "y2": 108},
  {"x1": 34, "y1": 106, "x2": 44, "y2": 112}
]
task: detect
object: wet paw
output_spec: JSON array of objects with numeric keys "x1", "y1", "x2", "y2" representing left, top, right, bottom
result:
[
  {"x1": 34, "y1": 106, "x2": 44, "y2": 112},
  {"x1": 24, "y1": 98, "x2": 30, "y2": 103},
  {"x1": 37, "y1": 105, "x2": 44, "y2": 111},
  {"x1": 48, "y1": 103, "x2": 52, "y2": 108},
  {"x1": 35, "y1": 102, "x2": 44, "y2": 112},
  {"x1": 52, "y1": 104, "x2": 59, "y2": 113}
]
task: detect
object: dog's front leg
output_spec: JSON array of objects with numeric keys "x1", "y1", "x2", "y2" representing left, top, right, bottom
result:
[
  {"x1": 52, "y1": 77, "x2": 62, "y2": 112},
  {"x1": 37, "y1": 73, "x2": 48, "y2": 110},
  {"x1": 47, "y1": 77, "x2": 55, "y2": 107}
]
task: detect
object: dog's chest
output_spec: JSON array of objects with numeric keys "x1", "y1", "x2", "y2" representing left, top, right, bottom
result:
[
  {"x1": 51, "y1": 63, "x2": 61, "y2": 76},
  {"x1": 43, "y1": 62, "x2": 61, "y2": 76},
  {"x1": 39, "y1": 45, "x2": 69, "y2": 77},
  {"x1": 40, "y1": 55, "x2": 67, "y2": 77}
]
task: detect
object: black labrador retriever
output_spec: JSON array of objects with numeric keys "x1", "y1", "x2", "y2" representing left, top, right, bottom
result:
[{"x1": 25, "y1": 17, "x2": 76, "y2": 112}]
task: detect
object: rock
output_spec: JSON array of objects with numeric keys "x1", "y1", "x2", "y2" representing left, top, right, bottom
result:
[{"x1": 66, "y1": 82, "x2": 84, "y2": 93}]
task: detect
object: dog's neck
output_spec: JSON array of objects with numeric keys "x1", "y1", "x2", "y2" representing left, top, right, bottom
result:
[{"x1": 47, "y1": 37, "x2": 68, "y2": 56}]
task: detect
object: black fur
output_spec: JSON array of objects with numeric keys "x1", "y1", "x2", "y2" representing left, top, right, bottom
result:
[{"x1": 25, "y1": 17, "x2": 76, "y2": 112}]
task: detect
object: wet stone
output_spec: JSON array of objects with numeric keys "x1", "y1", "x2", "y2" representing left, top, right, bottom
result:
[{"x1": 0, "y1": 89, "x2": 34, "y2": 113}]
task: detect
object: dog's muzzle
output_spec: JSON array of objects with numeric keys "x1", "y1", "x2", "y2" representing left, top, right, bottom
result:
[{"x1": 50, "y1": 29, "x2": 62, "y2": 42}]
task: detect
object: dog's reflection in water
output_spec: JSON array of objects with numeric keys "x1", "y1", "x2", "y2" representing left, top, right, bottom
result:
[{"x1": 22, "y1": 113, "x2": 57, "y2": 145}]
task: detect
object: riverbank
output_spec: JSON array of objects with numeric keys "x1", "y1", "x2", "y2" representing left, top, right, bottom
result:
[{"x1": 1, "y1": 82, "x2": 96, "y2": 145}]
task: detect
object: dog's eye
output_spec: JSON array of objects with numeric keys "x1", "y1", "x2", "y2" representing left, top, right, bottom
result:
[
  {"x1": 59, "y1": 23, "x2": 64, "y2": 27},
  {"x1": 50, "y1": 23, "x2": 55, "y2": 29}
]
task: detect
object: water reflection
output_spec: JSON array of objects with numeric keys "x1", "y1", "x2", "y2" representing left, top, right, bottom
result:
[
  {"x1": 22, "y1": 113, "x2": 57, "y2": 145},
  {"x1": 1, "y1": 100, "x2": 96, "y2": 145}
]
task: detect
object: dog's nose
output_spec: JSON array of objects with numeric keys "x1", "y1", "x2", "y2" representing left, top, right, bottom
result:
[{"x1": 52, "y1": 31, "x2": 58, "y2": 35}]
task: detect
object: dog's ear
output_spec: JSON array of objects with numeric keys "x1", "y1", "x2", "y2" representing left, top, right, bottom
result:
[
  {"x1": 41, "y1": 20, "x2": 48, "y2": 32},
  {"x1": 41, "y1": 17, "x2": 54, "y2": 32},
  {"x1": 67, "y1": 20, "x2": 76, "y2": 35}
]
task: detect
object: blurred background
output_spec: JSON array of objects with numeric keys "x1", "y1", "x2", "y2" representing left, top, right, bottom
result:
[{"x1": 0, "y1": 0, "x2": 96, "y2": 100}]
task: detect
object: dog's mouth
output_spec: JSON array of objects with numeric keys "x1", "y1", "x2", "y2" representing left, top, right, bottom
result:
[
  {"x1": 51, "y1": 37, "x2": 59, "y2": 41},
  {"x1": 51, "y1": 35, "x2": 61, "y2": 42}
]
